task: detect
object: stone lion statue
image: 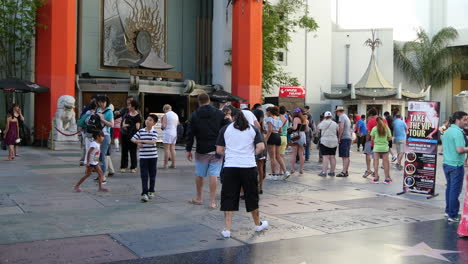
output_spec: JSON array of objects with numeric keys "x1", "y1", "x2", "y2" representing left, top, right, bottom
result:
[{"x1": 55, "y1": 95, "x2": 77, "y2": 132}]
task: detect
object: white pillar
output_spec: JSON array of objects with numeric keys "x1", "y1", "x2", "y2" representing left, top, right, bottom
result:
[
  {"x1": 212, "y1": 0, "x2": 228, "y2": 89},
  {"x1": 382, "y1": 103, "x2": 391, "y2": 115},
  {"x1": 358, "y1": 102, "x2": 367, "y2": 116}
]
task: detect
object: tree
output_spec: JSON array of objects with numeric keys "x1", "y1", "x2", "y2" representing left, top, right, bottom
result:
[
  {"x1": 394, "y1": 27, "x2": 468, "y2": 92},
  {"x1": 0, "y1": 0, "x2": 45, "y2": 80},
  {"x1": 262, "y1": 0, "x2": 318, "y2": 94},
  {"x1": 0, "y1": 0, "x2": 45, "y2": 122}
]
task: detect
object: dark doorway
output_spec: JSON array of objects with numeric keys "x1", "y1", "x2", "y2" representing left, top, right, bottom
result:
[
  {"x1": 143, "y1": 94, "x2": 188, "y2": 124},
  {"x1": 367, "y1": 104, "x2": 382, "y2": 116}
]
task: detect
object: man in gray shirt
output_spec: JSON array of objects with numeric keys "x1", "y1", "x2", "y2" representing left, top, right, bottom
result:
[{"x1": 336, "y1": 106, "x2": 351, "y2": 177}]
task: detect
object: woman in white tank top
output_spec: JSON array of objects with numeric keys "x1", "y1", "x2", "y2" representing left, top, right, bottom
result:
[{"x1": 161, "y1": 104, "x2": 179, "y2": 169}]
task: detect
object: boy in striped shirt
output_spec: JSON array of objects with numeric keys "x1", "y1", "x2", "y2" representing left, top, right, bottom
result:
[{"x1": 131, "y1": 114, "x2": 159, "y2": 202}]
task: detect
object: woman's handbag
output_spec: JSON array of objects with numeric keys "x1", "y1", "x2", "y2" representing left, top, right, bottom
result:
[{"x1": 290, "y1": 131, "x2": 301, "y2": 141}]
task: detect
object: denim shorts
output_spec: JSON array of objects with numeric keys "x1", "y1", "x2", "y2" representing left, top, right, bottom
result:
[
  {"x1": 339, "y1": 138, "x2": 352, "y2": 157},
  {"x1": 195, "y1": 153, "x2": 223, "y2": 177}
]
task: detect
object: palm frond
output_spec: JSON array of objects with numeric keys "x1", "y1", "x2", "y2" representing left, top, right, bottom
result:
[
  {"x1": 431, "y1": 27, "x2": 459, "y2": 49},
  {"x1": 393, "y1": 42, "x2": 423, "y2": 89}
]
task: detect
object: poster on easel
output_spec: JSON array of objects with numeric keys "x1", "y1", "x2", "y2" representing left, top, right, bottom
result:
[{"x1": 400, "y1": 101, "x2": 440, "y2": 198}]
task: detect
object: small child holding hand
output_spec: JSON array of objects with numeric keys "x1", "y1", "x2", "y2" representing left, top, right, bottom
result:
[{"x1": 74, "y1": 131, "x2": 109, "y2": 192}]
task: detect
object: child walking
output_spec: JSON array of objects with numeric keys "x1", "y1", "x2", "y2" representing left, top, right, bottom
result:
[
  {"x1": 131, "y1": 114, "x2": 158, "y2": 202},
  {"x1": 74, "y1": 131, "x2": 109, "y2": 192}
]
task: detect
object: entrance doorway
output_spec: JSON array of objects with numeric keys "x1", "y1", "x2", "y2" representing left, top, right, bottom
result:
[
  {"x1": 143, "y1": 94, "x2": 188, "y2": 124},
  {"x1": 82, "y1": 92, "x2": 128, "y2": 111},
  {"x1": 367, "y1": 104, "x2": 382, "y2": 116},
  {"x1": 391, "y1": 105, "x2": 401, "y2": 117}
]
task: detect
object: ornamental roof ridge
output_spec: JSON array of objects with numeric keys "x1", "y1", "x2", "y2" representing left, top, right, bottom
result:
[{"x1": 355, "y1": 51, "x2": 394, "y2": 89}]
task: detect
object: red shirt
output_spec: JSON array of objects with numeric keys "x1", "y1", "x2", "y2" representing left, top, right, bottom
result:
[{"x1": 367, "y1": 117, "x2": 388, "y2": 146}]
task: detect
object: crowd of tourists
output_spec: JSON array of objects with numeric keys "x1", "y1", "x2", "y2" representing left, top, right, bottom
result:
[{"x1": 7, "y1": 92, "x2": 468, "y2": 238}]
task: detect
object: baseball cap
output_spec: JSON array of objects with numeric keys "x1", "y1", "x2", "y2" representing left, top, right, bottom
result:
[
  {"x1": 324, "y1": 111, "x2": 332, "y2": 117},
  {"x1": 294, "y1": 108, "x2": 302, "y2": 113}
]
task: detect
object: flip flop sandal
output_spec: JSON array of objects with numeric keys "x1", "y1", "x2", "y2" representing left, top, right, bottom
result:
[
  {"x1": 188, "y1": 199, "x2": 203, "y2": 205},
  {"x1": 209, "y1": 204, "x2": 218, "y2": 209}
]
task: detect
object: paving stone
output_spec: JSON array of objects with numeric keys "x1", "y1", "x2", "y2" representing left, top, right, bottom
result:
[
  {"x1": 111, "y1": 224, "x2": 243, "y2": 257},
  {"x1": 0, "y1": 235, "x2": 137, "y2": 264},
  {"x1": 0, "y1": 194, "x2": 16, "y2": 207},
  {"x1": 29, "y1": 164, "x2": 79, "y2": 169},
  {"x1": 0, "y1": 204, "x2": 190, "y2": 244},
  {"x1": 89, "y1": 193, "x2": 170, "y2": 207},
  {"x1": 280, "y1": 208, "x2": 425, "y2": 233},
  {"x1": 262, "y1": 180, "x2": 324, "y2": 196},
  {"x1": 155, "y1": 202, "x2": 324, "y2": 244},
  {"x1": 297, "y1": 187, "x2": 379, "y2": 202},
  {"x1": 14, "y1": 194, "x2": 105, "y2": 213},
  {"x1": 259, "y1": 195, "x2": 346, "y2": 215},
  {"x1": 49, "y1": 152, "x2": 82, "y2": 157},
  {"x1": 0, "y1": 206, "x2": 23, "y2": 215},
  {"x1": 0, "y1": 185, "x2": 22, "y2": 193},
  {"x1": 329, "y1": 196, "x2": 443, "y2": 217},
  {"x1": 156, "y1": 190, "x2": 210, "y2": 203}
]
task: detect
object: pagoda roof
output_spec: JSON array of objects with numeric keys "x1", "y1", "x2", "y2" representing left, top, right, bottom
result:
[{"x1": 355, "y1": 51, "x2": 394, "y2": 89}]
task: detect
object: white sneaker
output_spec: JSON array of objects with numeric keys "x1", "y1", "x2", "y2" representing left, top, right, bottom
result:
[
  {"x1": 272, "y1": 175, "x2": 278, "y2": 181},
  {"x1": 141, "y1": 194, "x2": 149, "y2": 202},
  {"x1": 221, "y1": 229, "x2": 231, "y2": 238},
  {"x1": 255, "y1": 221, "x2": 269, "y2": 232},
  {"x1": 148, "y1": 192, "x2": 155, "y2": 199},
  {"x1": 266, "y1": 175, "x2": 273, "y2": 180},
  {"x1": 283, "y1": 171, "x2": 291, "y2": 180}
]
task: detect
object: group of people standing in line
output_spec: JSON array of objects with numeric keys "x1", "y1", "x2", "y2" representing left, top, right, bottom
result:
[{"x1": 317, "y1": 107, "x2": 408, "y2": 184}]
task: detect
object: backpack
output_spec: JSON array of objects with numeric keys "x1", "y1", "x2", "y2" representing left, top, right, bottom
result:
[
  {"x1": 77, "y1": 113, "x2": 90, "y2": 128},
  {"x1": 85, "y1": 113, "x2": 103, "y2": 134}
]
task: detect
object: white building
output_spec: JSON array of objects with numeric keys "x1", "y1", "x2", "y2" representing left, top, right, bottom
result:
[{"x1": 211, "y1": 0, "x2": 468, "y2": 122}]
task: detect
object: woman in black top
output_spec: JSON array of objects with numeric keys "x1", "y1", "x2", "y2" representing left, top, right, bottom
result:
[
  {"x1": 120, "y1": 100, "x2": 142, "y2": 173},
  {"x1": 290, "y1": 108, "x2": 307, "y2": 174}
]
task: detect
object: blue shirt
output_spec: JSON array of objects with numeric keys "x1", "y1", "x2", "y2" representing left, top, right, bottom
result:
[
  {"x1": 443, "y1": 124, "x2": 466, "y2": 167},
  {"x1": 393, "y1": 119, "x2": 407, "y2": 141},
  {"x1": 357, "y1": 119, "x2": 367, "y2": 135}
]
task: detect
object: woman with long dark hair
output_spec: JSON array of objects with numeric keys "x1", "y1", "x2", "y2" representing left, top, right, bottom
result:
[
  {"x1": 216, "y1": 109, "x2": 268, "y2": 238},
  {"x1": 289, "y1": 108, "x2": 307, "y2": 174},
  {"x1": 265, "y1": 106, "x2": 288, "y2": 180},
  {"x1": 370, "y1": 117, "x2": 393, "y2": 184},
  {"x1": 120, "y1": 100, "x2": 141, "y2": 173}
]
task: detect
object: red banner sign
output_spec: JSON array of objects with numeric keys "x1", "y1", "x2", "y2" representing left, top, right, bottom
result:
[{"x1": 279, "y1": 86, "x2": 306, "y2": 98}]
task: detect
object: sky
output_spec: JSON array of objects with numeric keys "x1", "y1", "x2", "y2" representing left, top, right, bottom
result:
[{"x1": 332, "y1": 0, "x2": 468, "y2": 41}]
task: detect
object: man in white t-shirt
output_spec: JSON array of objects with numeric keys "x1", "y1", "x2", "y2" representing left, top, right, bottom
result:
[
  {"x1": 242, "y1": 109, "x2": 261, "y2": 130},
  {"x1": 161, "y1": 104, "x2": 179, "y2": 169}
]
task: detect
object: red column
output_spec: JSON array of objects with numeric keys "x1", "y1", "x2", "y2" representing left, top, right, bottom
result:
[
  {"x1": 35, "y1": 0, "x2": 76, "y2": 139},
  {"x1": 231, "y1": 0, "x2": 263, "y2": 107}
]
